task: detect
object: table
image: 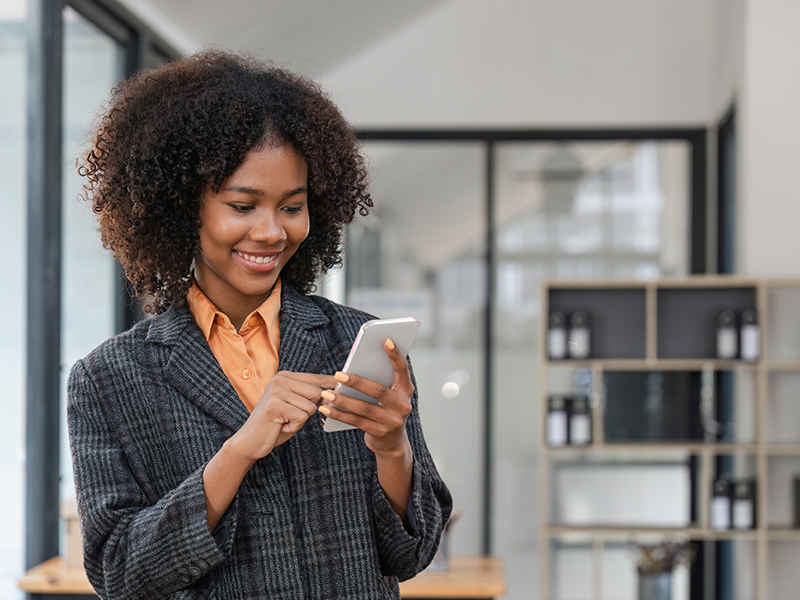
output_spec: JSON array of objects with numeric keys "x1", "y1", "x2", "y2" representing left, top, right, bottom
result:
[
  {"x1": 17, "y1": 557, "x2": 97, "y2": 599},
  {"x1": 398, "y1": 556, "x2": 505, "y2": 599},
  {"x1": 19, "y1": 555, "x2": 505, "y2": 599}
]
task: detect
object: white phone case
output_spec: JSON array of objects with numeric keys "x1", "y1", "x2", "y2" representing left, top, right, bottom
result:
[{"x1": 322, "y1": 317, "x2": 420, "y2": 432}]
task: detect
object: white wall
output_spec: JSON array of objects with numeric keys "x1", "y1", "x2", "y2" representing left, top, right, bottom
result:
[
  {"x1": 736, "y1": 3, "x2": 800, "y2": 598},
  {"x1": 711, "y1": 0, "x2": 745, "y2": 119},
  {"x1": 738, "y1": 0, "x2": 800, "y2": 276},
  {"x1": 323, "y1": 0, "x2": 716, "y2": 128}
]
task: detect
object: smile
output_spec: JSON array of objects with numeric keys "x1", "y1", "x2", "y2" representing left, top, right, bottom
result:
[{"x1": 235, "y1": 250, "x2": 280, "y2": 265}]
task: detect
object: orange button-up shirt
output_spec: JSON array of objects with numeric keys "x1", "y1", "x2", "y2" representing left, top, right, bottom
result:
[{"x1": 186, "y1": 278, "x2": 281, "y2": 413}]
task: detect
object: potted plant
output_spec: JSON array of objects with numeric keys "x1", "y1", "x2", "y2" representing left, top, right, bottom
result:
[{"x1": 635, "y1": 541, "x2": 694, "y2": 600}]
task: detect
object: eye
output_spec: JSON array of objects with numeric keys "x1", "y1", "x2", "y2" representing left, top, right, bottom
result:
[
  {"x1": 228, "y1": 203, "x2": 254, "y2": 213},
  {"x1": 282, "y1": 204, "x2": 306, "y2": 214}
]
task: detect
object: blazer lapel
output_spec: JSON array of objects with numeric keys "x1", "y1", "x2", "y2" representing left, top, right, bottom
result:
[
  {"x1": 152, "y1": 307, "x2": 250, "y2": 433},
  {"x1": 278, "y1": 283, "x2": 333, "y2": 375}
]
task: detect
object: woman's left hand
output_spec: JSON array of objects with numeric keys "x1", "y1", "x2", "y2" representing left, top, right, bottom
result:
[
  {"x1": 319, "y1": 339, "x2": 415, "y2": 525},
  {"x1": 319, "y1": 339, "x2": 413, "y2": 458}
]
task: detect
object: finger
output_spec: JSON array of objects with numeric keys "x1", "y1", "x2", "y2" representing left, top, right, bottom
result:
[
  {"x1": 265, "y1": 372, "x2": 336, "y2": 406},
  {"x1": 321, "y1": 388, "x2": 409, "y2": 432},
  {"x1": 382, "y1": 339, "x2": 414, "y2": 393},
  {"x1": 254, "y1": 402, "x2": 313, "y2": 452},
  {"x1": 269, "y1": 386, "x2": 321, "y2": 416},
  {"x1": 332, "y1": 371, "x2": 387, "y2": 405},
  {"x1": 318, "y1": 402, "x2": 385, "y2": 434},
  {"x1": 333, "y1": 370, "x2": 412, "y2": 413},
  {"x1": 276, "y1": 371, "x2": 338, "y2": 391},
  {"x1": 322, "y1": 388, "x2": 383, "y2": 419},
  {"x1": 272, "y1": 402, "x2": 313, "y2": 428}
]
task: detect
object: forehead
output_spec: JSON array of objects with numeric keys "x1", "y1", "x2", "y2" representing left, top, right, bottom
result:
[{"x1": 224, "y1": 144, "x2": 308, "y2": 186}]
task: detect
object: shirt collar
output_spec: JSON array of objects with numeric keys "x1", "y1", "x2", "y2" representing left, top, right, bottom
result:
[{"x1": 186, "y1": 277, "x2": 282, "y2": 338}]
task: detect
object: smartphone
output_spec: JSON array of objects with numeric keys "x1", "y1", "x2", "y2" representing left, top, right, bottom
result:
[{"x1": 322, "y1": 317, "x2": 420, "y2": 432}]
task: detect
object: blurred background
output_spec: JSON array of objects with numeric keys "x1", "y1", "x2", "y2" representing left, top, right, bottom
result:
[{"x1": 4, "y1": 0, "x2": 800, "y2": 599}]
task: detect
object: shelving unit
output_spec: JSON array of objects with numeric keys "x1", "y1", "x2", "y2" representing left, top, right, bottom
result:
[{"x1": 537, "y1": 277, "x2": 800, "y2": 600}]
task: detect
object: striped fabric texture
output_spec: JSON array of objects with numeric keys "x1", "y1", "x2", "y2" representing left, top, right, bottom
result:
[{"x1": 67, "y1": 282, "x2": 452, "y2": 599}]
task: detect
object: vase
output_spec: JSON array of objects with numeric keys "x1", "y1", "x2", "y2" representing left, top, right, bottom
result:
[{"x1": 638, "y1": 571, "x2": 672, "y2": 600}]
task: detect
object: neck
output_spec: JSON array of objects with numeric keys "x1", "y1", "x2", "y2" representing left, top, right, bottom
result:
[{"x1": 191, "y1": 278, "x2": 275, "y2": 332}]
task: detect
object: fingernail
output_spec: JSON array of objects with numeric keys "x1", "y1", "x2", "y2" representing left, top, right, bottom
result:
[
  {"x1": 384, "y1": 338, "x2": 396, "y2": 351},
  {"x1": 321, "y1": 390, "x2": 336, "y2": 402},
  {"x1": 318, "y1": 406, "x2": 331, "y2": 416},
  {"x1": 334, "y1": 371, "x2": 349, "y2": 383}
]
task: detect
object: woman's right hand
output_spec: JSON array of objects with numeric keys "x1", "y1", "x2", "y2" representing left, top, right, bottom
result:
[
  {"x1": 227, "y1": 371, "x2": 336, "y2": 461},
  {"x1": 203, "y1": 371, "x2": 335, "y2": 531}
]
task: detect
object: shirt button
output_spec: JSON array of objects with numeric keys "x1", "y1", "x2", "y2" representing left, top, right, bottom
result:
[
  {"x1": 189, "y1": 565, "x2": 203, "y2": 578},
  {"x1": 179, "y1": 574, "x2": 192, "y2": 585},
  {"x1": 242, "y1": 368, "x2": 252, "y2": 380},
  {"x1": 248, "y1": 317, "x2": 258, "y2": 327}
]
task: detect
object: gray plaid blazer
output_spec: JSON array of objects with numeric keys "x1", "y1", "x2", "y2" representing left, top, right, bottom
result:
[{"x1": 67, "y1": 282, "x2": 452, "y2": 599}]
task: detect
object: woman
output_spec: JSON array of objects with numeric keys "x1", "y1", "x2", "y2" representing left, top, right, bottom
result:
[{"x1": 68, "y1": 50, "x2": 452, "y2": 600}]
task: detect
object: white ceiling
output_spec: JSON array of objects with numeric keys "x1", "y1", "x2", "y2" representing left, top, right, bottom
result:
[{"x1": 119, "y1": 0, "x2": 451, "y2": 76}]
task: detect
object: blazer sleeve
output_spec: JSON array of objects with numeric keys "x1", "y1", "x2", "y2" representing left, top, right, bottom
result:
[
  {"x1": 370, "y1": 361, "x2": 453, "y2": 581},
  {"x1": 67, "y1": 358, "x2": 236, "y2": 600}
]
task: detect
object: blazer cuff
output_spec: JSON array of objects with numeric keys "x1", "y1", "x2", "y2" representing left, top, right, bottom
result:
[{"x1": 169, "y1": 467, "x2": 234, "y2": 584}]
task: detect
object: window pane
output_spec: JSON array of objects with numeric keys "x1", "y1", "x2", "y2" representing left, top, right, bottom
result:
[
  {"x1": 492, "y1": 140, "x2": 691, "y2": 597},
  {"x1": 61, "y1": 5, "x2": 125, "y2": 514},
  {"x1": 0, "y1": 4, "x2": 28, "y2": 597},
  {"x1": 344, "y1": 141, "x2": 487, "y2": 555}
]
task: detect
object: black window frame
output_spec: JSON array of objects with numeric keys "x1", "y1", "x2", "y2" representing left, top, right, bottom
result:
[{"x1": 25, "y1": 0, "x2": 179, "y2": 582}]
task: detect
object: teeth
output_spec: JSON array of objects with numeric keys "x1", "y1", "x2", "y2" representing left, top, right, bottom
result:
[{"x1": 238, "y1": 251, "x2": 277, "y2": 264}]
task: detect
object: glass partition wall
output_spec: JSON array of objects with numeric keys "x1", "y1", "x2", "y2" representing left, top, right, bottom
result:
[
  {"x1": 347, "y1": 135, "x2": 697, "y2": 600},
  {"x1": 493, "y1": 140, "x2": 691, "y2": 599},
  {"x1": 0, "y1": 3, "x2": 29, "y2": 597},
  {"x1": 346, "y1": 141, "x2": 488, "y2": 556}
]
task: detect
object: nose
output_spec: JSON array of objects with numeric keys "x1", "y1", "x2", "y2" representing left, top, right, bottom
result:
[{"x1": 250, "y1": 209, "x2": 286, "y2": 244}]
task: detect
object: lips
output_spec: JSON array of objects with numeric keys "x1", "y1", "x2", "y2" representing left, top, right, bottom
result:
[{"x1": 235, "y1": 250, "x2": 280, "y2": 265}]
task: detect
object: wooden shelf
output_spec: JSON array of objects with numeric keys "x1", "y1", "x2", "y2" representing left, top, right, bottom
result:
[
  {"x1": 547, "y1": 442, "x2": 760, "y2": 454},
  {"x1": 765, "y1": 359, "x2": 800, "y2": 371},
  {"x1": 546, "y1": 524, "x2": 760, "y2": 541},
  {"x1": 539, "y1": 277, "x2": 800, "y2": 600},
  {"x1": 765, "y1": 528, "x2": 800, "y2": 541},
  {"x1": 398, "y1": 556, "x2": 505, "y2": 599},
  {"x1": 546, "y1": 358, "x2": 759, "y2": 371},
  {"x1": 548, "y1": 524, "x2": 703, "y2": 537},
  {"x1": 538, "y1": 277, "x2": 766, "y2": 290},
  {"x1": 766, "y1": 444, "x2": 800, "y2": 455},
  {"x1": 548, "y1": 442, "x2": 800, "y2": 457}
]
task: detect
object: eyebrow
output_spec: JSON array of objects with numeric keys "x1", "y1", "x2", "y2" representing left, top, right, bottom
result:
[{"x1": 221, "y1": 185, "x2": 308, "y2": 198}]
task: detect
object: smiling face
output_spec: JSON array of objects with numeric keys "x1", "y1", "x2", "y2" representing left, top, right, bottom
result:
[{"x1": 194, "y1": 144, "x2": 310, "y2": 329}]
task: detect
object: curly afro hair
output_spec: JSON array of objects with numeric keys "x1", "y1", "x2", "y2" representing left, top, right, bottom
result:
[{"x1": 80, "y1": 50, "x2": 372, "y2": 314}]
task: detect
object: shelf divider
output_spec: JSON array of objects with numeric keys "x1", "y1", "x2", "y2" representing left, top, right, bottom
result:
[{"x1": 647, "y1": 282, "x2": 657, "y2": 361}]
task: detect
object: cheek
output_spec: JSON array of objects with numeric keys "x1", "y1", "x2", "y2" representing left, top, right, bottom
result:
[
  {"x1": 199, "y1": 216, "x2": 239, "y2": 250},
  {"x1": 295, "y1": 214, "x2": 311, "y2": 244}
]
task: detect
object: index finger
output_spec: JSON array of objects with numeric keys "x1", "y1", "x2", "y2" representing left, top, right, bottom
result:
[
  {"x1": 278, "y1": 371, "x2": 337, "y2": 390},
  {"x1": 383, "y1": 339, "x2": 413, "y2": 391}
]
